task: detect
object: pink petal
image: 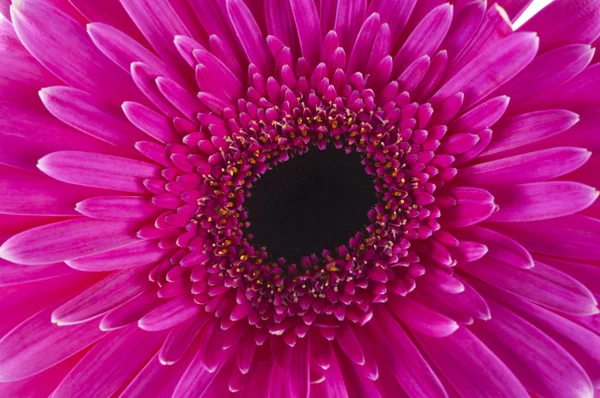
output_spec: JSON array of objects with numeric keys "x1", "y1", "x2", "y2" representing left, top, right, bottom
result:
[
  {"x1": 138, "y1": 296, "x2": 200, "y2": 331},
  {"x1": 454, "y1": 226, "x2": 534, "y2": 269},
  {"x1": 487, "y1": 285, "x2": 600, "y2": 386},
  {"x1": 11, "y1": 0, "x2": 142, "y2": 105},
  {"x1": 0, "y1": 218, "x2": 141, "y2": 265},
  {"x1": 0, "y1": 165, "x2": 102, "y2": 216},
  {"x1": 0, "y1": 259, "x2": 74, "y2": 287},
  {"x1": 346, "y1": 13, "x2": 380, "y2": 75},
  {"x1": 482, "y1": 109, "x2": 580, "y2": 156},
  {"x1": 122, "y1": 100, "x2": 180, "y2": 143},
  {"x1": 120, "y1": 0, "x2": 191, "y2": 77},
  {"x1": 289, "y1": 0, "x2": 321, "y2": 67},
  {"x1": 460, "y1": 147, "x2": 590, "y2": 187},
  {"x1": 432, "y1": 32, "x2": 539, "y2": 108},
  {"x1": 489, "y1": 182, "x2": 598, "y2": 221},
  {"x1": 367, "y1": 0, "x2": 417, "y2": 45},
  {"x1": 539, "y1": 256, "x2": 600, "y2": 295},
  {"x1": 440, "y1": 187, "x2": 497, "y2": 228},
  {"x1": 498, "y1": 44, "x2": 593, "y2": 111},
  {"x1": 493, "y1": 215, "x2": 600, "y2": 261},
  {"x1": 388, "y1": 295, "x2": 459, "y2": 337},
  {"x1": 520, "y1": 0, "x2": 600, "y2": 52},
  {"x1": 415, "y1": 327, "x2": 528, "y2": 397},
  {"x1": 159, "y1": 313, "x2": 209, "y2": 365},
  {"x1": 52, "y1": 267, "x2": 151, "y2": 325},
  {"x1": 66, "y1": 240, "x2": 165, "y2": 272},
  {"x1": 53, "y1": 324, "x2": 166, "y2": 397},
  {"x1": 40, "y1": 86, "x2": 147, "y2": 151},
  {"x1": 99, "y1": 288, "x2": 161, "y2": 331},
  {"x1": 334, "y1": 0, "x2": 366, "y2": 52},
  {"x1": 87, "y1": 22, "x2": 180, "y2": 83},
  {"x1": 76, "y1": 196, "x2": 159, "y2": 220},
  {"x1": 470, "y1": 299, "x2": 594, "y2": 398},
  {"x1": 284, "y1": 337, "x2": 310, "y2": 398},
  {"x1": 0, "y1": 101, "x2": 119, "y2": 172},
  {"x1": 0, "y1": 306, "x2": 103, "y2": 382},
  {"x1": 393, "y1": 4, "x2": 453, "y2": 77},
  {"x1": 130, "y1": 61, "x2": 182, "y2": 119},
  {"x1": 449, "y1": 95, "x2": 509, "y2": 132},
  {"x1": 38, "y1": 151, "x2": 160, "y2": 193},
  {"x1": 369, "y1": 306, "x2": 446, "y2": 396},
  {"x1": 226, "y1": 0, "x2": 272, "y2": 76},
  {"x1": 459, "y1": 259, "x2": 598, "y2": 316},
  {"x1": 441, "y1": 1, "x2": 485, "y2": 64},
  {"x1": 69, "y1": 0, "x2": 147, "y2": 45},
  {"x1": 120, "y1": 352, "x2": 191, "y2": 398}
]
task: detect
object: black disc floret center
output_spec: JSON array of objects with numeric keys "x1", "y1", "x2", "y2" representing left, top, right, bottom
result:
[{"x1": 244, "y1": 146, "x2": 377, "y2": 266}]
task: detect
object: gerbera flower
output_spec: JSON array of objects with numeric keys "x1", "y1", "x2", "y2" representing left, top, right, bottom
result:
[{"x1": 1, "y1": 0, "x2": 600, "y2": 396}]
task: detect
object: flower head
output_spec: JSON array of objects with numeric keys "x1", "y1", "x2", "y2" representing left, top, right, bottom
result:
[{"x1": 1, "y1": 0, "x2": 600, "y2": 396}]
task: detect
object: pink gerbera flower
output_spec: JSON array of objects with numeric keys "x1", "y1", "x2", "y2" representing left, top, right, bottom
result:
[{"x1": 1, "y1": 0, "x2": 600, "y2": 396}]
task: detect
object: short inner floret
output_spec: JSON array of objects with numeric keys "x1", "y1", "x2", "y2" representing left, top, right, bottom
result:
[{"x1": 244, "y1": 146, "x2": 377, "y2": 267}]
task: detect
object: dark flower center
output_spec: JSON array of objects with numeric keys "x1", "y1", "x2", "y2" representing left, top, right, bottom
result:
[{"x1": 244, "y1": 146, "x2": 377, "y2": 266}]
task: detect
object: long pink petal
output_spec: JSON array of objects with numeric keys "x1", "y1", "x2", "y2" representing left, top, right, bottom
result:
[
  {"x1": 120, "y1": 0, "x2": 191, "y2": 77},
  {"x1": 432, "y1": 32, "x2": 539, "y2": 108},
  {"x1": 159, "y1": 313, "x2": 209, "y2": 365},
  {"x1": 415, "y1": 327, "x2": 528, "y2": 397},
  {"x1": 539, "y1": 255, "x2": 600, "y2": 296},
  {"x1": 459, "y1": 147, "x2": 590, "y2": 187},
  {"x1": 388, "y1": 295, "x2": 459, "y2": 337},
  {"x1": 0, "y1": 259, "x2": 74, "y2": 287},
  {"x1": 440, "y1": 187, "x2": 497, "y2": 228},
  {"x1": 11, "y1": 0, "x2": 142, "y2": 105},
  {"x1": 367, "y1": 0, "x2": 417, "y2": 45},
  {"x1": 289, "y1": 0, "x2": 321, "y2": 67},
  {"x1": 40, "y1": 86, "x2": 147, "y2": 151},
  {"x1": 53, "y1": 324, "x2": 166, "y2": 397},
  {"x1": 454, "y1": 226, "x2": 533, "y2": 269},
  {"x1": 0, "y1": 101, "x2": 120, "y2": 172},
  {"x1": 0, "y1": 218, "x2": 141, "y2": 265},
  {"x1": 0, "y1": 165, "x2": 103, "y2": 216},
  {"x1": 498, "y1": 44, "x2": 593, "y2": 111},
  {"x1": 393, "y1": 4, "x2": 453, "y2": 77},
  {"x1": 488, "y1": 182, "x2": 598, "y2": 222},
  {"x1": 486, "y1": 284, "x2": 600, "y2": 386},
  {"x1": 369, "y1": 306, "x2": 447, "y2": 397},
  {"x1": 334, "y1": 0, "x2": 366, "y2": 52},
  {"x1": 493, "y1": 215, "x2": 600, "y2": 261},
  {"x1": 52, "y1": 267, "x2": 151, "y2": 325},
  {"x1": 0, "y1": 306, "x2": 103, "y2": 382},
  {"x1": 122, "y1": 100, "x2": 180, "y2": 143},
  {"x1": 99, "y1": 288, "x2": 161, "y2": 331},
  {"x1": 76, "y1": 196, "x2": 159, "y2": 220},
  {"x1": 121, "y1": 352, "x2": 191, "y2": 398},
  {"x1": 38, "y1": 151, "x2": 160, "y2": 193},
  {"x1": 520, "y1": 0, "x2": 600, "y2": 52},
  {"x1": 66, "y1": 240, "x2": 164, "y2": 272},
  {"x1": 460, "y1": 259, "x2": 598, "y2": 316},
  {"x1": 138, "y1": 296, "x2": 200, "y2": 331},
  {"x1": 470, "y1": 298, "x2": 594, "y2": 398}
]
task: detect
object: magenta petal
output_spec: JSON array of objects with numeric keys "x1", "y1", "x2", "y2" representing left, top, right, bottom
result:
[
  {"x1": 460, "y1": 147, "x2": 590, "y2": 187},
  {"x1": 488, "y1": 182, "x2": 598, "y2": 222},
  {"x1": 493, "y1": 215, "x2": 600, "y2": 261},
  {"x1": 0, "y1": 306, "x2": 104, "y2": 382},
  {"x1": 0, "y1": 259, "x2": 74, "y2": 287},
  {"x1": 415, "y1": 327, "x2": 528, "y2": 398},
  {"x1": 388, "y1": 295, "x2": 458, "y2": 337},
  {"x1": 76, "y1": 196, "x2": 159, "y2": 220},
  {"x1": 38, "y1": 151, "x2": 160, "y2": 193},
  {"x1": 470, "y1": 299, "x2": 594, "y2": 398},
  {"x1": 51, "y1": 267, "x2": 151, "y2": 325},
  {"x1": 66, "y1": 240, "x2": 165, "y2": 272},
  {"x1": 40, "y1": 86, "x2": 148, "y2": 151},
  {"x1": 433, "y1": 32, "x2": 539, "y2": 108},
  {"x1": 120, "y1": 0, "x2": 191, "y2": 77},
  {"x1": 520, "y1": 0, "x2": 600, "y2": 52},
  {"x1": 440, "y1": 187, "x2": 497, "y2": 228},
  {"x1": 369, "y1": 306, "x2": 446, "y2": 397},
  {"x1": 53, "y1": 324, "x2": 166, "y2": 397},
  {"x1": 138, "y1": 296, "x2": 200, "y2": 331},
  {"x1": 460, "y1": 257, "x2": 598, "y2": 315},
  {"x1": 0, "y1": 218, "x2": 141, "y2": 265},
  {"x1": 289, "y1": 0, "x2": 321, "y2": 67},
  {"x1": 11, "y1": 0, "x2": 142, "y2": 105},
  {"x1": 0, "y1": 165, "x2": 101, "y2": 216}
]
